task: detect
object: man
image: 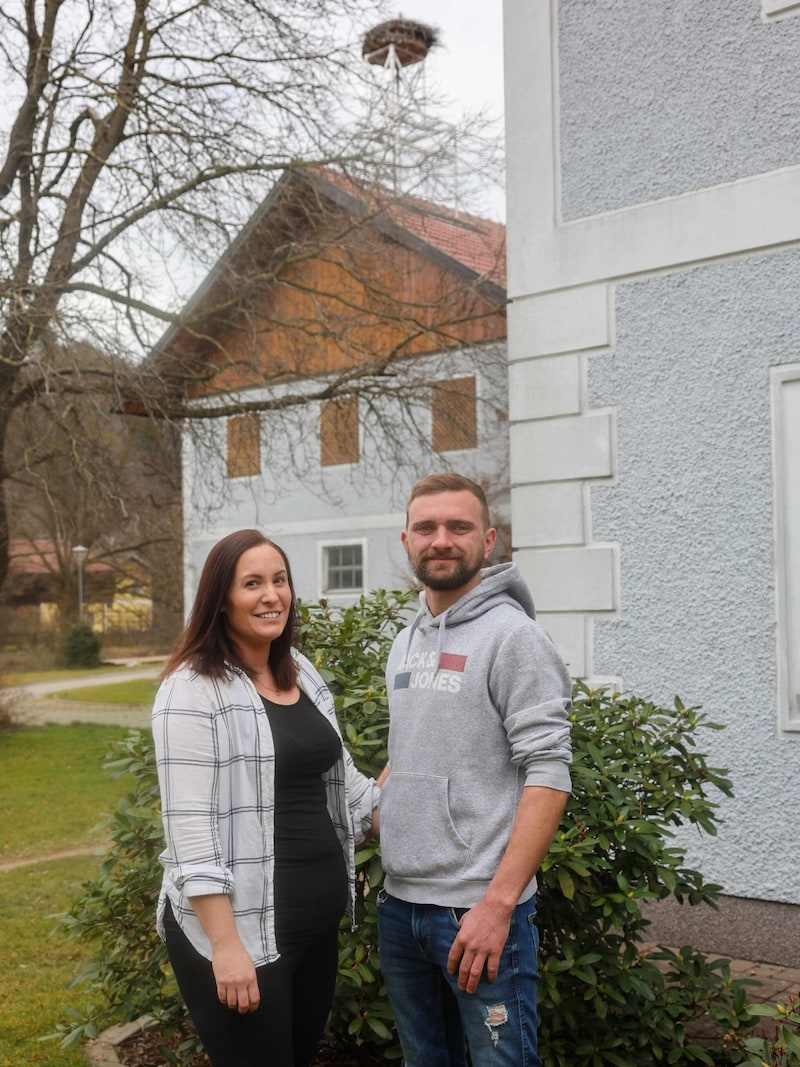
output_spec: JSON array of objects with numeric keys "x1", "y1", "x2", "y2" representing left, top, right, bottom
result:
[{"x1": 377, "y1": 473, "x2": 572, "y2": 1067}]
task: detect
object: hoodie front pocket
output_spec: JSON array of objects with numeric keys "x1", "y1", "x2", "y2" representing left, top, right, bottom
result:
[{"x1": 380, "y1": 772, "x2": 471, "y2": 879}]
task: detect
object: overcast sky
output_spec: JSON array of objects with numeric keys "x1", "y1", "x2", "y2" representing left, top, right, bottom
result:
[{"x1": 416, "y1": 0, "x2": 504, "y2": 123}]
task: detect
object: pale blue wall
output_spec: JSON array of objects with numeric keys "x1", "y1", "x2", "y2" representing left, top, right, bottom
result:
[
  {"x1": 588, "y1": 248, "x2": 800, "y2": 901},
  {"x1": 558, "y1": 0, "x2": 800, "y2": 218}
]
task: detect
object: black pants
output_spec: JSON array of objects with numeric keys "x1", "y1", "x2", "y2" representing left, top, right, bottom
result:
[{"x1": 163, "y1": 865, "x2": 345, "y2": 1067}]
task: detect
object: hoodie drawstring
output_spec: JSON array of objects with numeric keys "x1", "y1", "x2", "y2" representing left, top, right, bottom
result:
[{"x1": 406, "y1": 607, "x2": 450, "y2": 675}]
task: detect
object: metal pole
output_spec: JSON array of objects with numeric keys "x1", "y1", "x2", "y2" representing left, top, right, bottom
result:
[
  {"x1": 77, "y1": 558, "x2": 84, "y2": 622},
  {"x1": 73, "y1": 545, "x2": 88, "y2": 624}
]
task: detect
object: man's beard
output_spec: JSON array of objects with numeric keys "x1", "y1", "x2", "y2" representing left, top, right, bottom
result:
[{"x1": 411, "y1": 554, "x2": 483, "y2": 592}]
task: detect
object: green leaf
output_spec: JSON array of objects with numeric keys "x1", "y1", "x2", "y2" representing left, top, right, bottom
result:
[{"x1": 557, "y1": 867, "x2": 575, "y2": 900}]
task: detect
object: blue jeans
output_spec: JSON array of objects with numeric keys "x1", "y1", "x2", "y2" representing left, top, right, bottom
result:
[{"x1": 377, "y1": 890, "x2": 541, "y2": 1067}]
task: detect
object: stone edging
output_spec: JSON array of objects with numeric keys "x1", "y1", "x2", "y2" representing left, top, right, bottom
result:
[{"x1": 85, "y1": 1016, "x2": 154, "y2": 1067}]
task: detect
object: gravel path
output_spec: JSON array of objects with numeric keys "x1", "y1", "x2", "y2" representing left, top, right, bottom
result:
[
  {"x1": 9, "y1": 663, "x2": 160, "y2": 728},
  {"x1": 0, "y1": 845, "x2": 101, "y2": 873}
]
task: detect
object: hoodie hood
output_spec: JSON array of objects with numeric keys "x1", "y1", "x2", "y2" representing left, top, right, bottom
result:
[{"x1": 405, "y1": 562, "x2": 535, "y2": 670}]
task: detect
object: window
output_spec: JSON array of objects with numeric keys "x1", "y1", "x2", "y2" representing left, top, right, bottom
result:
[
  {"x1": 320, "y1": 396, "x2": 359, "y2": 466},
  {"x1": 772, "y1": 366, "x2": 800, "y2": 732},
  {"x1": 432, "y1": 376, "x2": 477, "y2": 452},
  {"x1": 322, "y1": 542, "x2": 364, "y2": 594},
  {"x1": 226, "y1": 413, "x2": 261, "y2": 478}
]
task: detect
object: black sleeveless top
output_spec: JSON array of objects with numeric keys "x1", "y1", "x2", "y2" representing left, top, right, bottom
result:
[
  {"x1": 262, "y1": 690, "x2": 348, "y2": 945},
  {"x1": 261, "y1": 689, "x2": 343, "y2": 864}
]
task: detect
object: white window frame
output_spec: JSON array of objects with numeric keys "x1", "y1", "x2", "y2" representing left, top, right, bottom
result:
[
  {"x1": 318, "y1": 539, "x2": 367, "y2": 598},
  {"x1": 771, "y1": 365, "x2": 800, "y2": 732},
  {"x1": 761, "y1": 0, "x2": 800, "y2": 21}
]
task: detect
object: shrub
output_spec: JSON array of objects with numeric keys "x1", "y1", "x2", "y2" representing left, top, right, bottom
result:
[
  {"x1": 537, "y1": 683, "x2": 753, "y2": 1065},
  {"x1": 52, "y1": 729, "x2": 191, "y2": 1055},
  {"x1": 64, "y1": 622, "x2": 102, "y2": 668},
  {"x1": 738, "y1": 995, "x2": 800, "y2": 1065},
  {"x1": 56, "y1": 591, "x2": 758, "y2": 1064},
  {"x1": 296, "y1": 589, "x2": 416, "y2": 1057}
]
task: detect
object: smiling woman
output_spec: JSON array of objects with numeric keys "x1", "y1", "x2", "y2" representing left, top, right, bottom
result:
[
  {"x1": 221, "y1": 544, "x2": 296, "y2": 698},
  {"x1": 151, "y1": 529, "x2": 380, "y2": 1067}
]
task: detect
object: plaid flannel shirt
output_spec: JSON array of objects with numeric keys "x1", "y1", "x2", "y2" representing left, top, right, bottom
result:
[{"x1": 152, "y1": 649, "x2": 379, "y2": 965}]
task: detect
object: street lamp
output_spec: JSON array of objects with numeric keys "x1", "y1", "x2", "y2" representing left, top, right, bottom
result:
[{"x1": 73, "y1": 544, "x2": 88, "y2": 623}]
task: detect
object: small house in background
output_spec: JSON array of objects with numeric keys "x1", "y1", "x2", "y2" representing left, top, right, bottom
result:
[
  {"x1": 148, "y1": 165, "x2": 509, "y2": 608},
  {"x1": 2, "y1": 539, "x2": 152, "y2": 642},
  {"x1": 503, "y1": 0, "x2": 800, "y2": 959}
]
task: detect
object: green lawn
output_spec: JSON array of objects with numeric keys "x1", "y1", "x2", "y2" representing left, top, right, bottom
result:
[
  {"x1": 3, "y1": 661, "x2": 164, "y2": 687},
  {"x1": 51, "y1": 678, "x2": 160, "y2": 705},
  {"x1": 0, "y1": 854, "x2": 107, "y2": 1067},
  {"x1": 0, "y1": 722, "x2": 141, "y2": 1066},
  {"x1": 1, "y1": 724, "x2": 132, "y2": 862},
  {"x1": 3, "y1": 668, "x2": 84, "y2": 685}
]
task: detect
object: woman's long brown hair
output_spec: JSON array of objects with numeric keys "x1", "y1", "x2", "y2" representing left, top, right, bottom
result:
[{"x1": 161, "y1": 529, "x2": 298, "y2": 689}]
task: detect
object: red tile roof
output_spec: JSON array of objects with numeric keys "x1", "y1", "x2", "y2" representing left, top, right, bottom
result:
[
  {"x1": 389, "y1": 198, "x2": 506, "y2": 287},
  {"x1": 312, "y1": 168, "x2": 506, "y2": 288},
  {"x1": 8, "y1": 539, "x2": 111, "y2": 575}
]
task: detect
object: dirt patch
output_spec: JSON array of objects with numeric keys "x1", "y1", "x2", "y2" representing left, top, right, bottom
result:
[{"x1": 116, "y1": 1025, "x2": 388, "y2": 1066}]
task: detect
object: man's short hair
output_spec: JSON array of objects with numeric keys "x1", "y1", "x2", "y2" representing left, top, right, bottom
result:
[{"x1": 405, "y1": 473, "x2": 491, "y2": 529}]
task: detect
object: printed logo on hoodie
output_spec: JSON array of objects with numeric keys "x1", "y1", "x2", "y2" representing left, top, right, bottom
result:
[{"x1": 394, "y1": 650, "x2": 467, "y2": 692}]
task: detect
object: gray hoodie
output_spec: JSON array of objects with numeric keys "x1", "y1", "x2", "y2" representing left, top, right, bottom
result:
[{"x1": 380, "y1": 562, "x2": 572, "y2": 908}]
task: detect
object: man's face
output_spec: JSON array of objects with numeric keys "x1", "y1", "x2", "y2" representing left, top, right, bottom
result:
[{"x1": 402, "y1": 490, "x2": 496, "y2": 596}]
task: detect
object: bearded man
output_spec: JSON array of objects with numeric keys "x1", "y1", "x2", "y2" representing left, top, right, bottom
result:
[{"x1": 376, "y1": 472, "x2": 573, "y2": 1067}]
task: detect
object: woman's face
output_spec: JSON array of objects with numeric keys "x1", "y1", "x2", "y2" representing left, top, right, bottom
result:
[{"x1": 223, "y1": 544, "x2": 293, "y2": 653}]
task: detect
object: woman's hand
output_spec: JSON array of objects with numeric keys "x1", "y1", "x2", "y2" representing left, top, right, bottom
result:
[
  {"x1": 189, "y1": 894, "x2": 261, "y2": 1013},
  {"x1": 212, "y1": 940, "x2": 260, "y2": 1013}
]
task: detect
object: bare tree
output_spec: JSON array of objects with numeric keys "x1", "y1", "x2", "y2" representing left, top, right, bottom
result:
[
  {"x1": 5, "y1": 341, "x2": 182, "y2": 633},
  {"x1": 0, "y1": 0, "x2": 504, "y2": 586}
]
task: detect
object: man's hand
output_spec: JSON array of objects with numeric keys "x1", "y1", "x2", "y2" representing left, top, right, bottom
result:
[
  {"x1": 446, "y1": 898, "x2": 512, "y2": 994},
  {"x1": 444, "y1": 786, "x2": 568, "y2": 994},
  {"x1": 212, "y1": 940, "x2": 260, "y2": 1013}
]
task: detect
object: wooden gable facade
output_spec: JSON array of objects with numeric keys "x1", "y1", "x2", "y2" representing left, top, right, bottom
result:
[{"x1": 150, "y1": 167, "x2": 507, "y2": 405}]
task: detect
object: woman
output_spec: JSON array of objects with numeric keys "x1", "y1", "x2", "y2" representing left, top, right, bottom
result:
[{"x1": 152, "y1": 529, "x2": 379, "y2": 1067}]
